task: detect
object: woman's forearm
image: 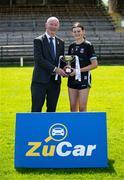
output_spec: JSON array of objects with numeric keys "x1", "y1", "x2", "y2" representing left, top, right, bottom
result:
[{"x1": 80, "y1": 60, "x2": 98, "y2": 72}]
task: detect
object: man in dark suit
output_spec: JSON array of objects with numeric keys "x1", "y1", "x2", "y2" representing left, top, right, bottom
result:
[{"x1": 31, "y1": 17, "x2": 67, "y2": 112}]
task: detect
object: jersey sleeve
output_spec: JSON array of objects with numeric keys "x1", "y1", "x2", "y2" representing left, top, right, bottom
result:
[{"x1": 88, "y1": 44, "x2": 97, "y2": 61}]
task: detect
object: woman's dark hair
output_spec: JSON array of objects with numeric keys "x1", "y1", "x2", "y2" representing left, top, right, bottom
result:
[{"x1": 72, "y1": 22, "x2": 85, "y2": 31}]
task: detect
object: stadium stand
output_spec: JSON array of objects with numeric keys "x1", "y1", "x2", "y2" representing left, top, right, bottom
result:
[{"x1": 0, "y1": 1, "x2": 124, "y2": 65}]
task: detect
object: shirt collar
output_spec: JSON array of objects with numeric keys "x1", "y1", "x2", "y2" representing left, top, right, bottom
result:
[{"x1": 45, "y1": 32, "x2": 55, "y2": 41}]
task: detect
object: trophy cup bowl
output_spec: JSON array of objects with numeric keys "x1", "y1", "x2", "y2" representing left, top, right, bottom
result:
[{"x1": 60, "y1": 55, "x2": 75, "y2": 75}]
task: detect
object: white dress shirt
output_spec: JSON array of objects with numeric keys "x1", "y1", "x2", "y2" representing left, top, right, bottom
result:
[{"x1": 45, "y1": 32, "x2": 56, "y2": 56}]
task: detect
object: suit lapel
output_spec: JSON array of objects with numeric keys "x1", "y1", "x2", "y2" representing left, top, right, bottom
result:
[
  {"x1": 43, "y1": 34, "x2": 55, "y2": 60},
  {"x1": 42, "y1": 34, "x2": 61, "y2": 63},
  {"x1": 55, "y1": 37, "x2": 60, "y2": 60}
]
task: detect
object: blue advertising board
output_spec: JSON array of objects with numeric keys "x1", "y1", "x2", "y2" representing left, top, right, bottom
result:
[{"x1": 15, "y1": 112, "x2": 108, "y2": 168}]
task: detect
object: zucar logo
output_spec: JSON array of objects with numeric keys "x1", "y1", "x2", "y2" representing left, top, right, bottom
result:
[{"x1": 25, "y1": 123, "x2": 96, "y2": 157}]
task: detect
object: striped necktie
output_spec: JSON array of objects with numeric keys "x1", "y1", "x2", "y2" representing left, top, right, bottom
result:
[{"x1": 49, "y1": 37, "x2": 55, "y2": 59}]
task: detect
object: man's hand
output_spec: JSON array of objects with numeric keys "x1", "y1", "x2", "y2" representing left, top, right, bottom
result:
[{"x1": 55, "y1": 67, "x2": 68, "y2": 77}]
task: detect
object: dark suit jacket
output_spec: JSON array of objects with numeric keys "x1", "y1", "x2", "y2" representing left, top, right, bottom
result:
[{"x1": 31, "y1": 34, "x2": 64, "y2": 84}]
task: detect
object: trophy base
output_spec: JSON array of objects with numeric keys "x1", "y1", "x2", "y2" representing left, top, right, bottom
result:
[{"x1": 64, "y1": 67, "x2": 73, "y2": 75}]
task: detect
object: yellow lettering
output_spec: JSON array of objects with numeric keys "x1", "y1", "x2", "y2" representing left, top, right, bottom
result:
[
  {"x1": 25, "y1": 142, "x2": 41, "y2": 156},
  {"x1": 42, "y1": 145, "x2": 55, "y2": 156}
]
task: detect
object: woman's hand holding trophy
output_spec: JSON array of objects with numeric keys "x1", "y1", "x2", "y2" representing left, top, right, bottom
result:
[{"x1": 60, "y1": 55, "x2": 75, "y2": 76}]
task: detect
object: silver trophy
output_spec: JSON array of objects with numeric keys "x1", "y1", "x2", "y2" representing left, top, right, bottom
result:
[{"x1": 60, "y1": 55, "x2": 75, "y2": 75}]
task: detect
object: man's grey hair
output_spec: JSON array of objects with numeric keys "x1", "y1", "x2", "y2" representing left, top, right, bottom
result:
[{"x1": 46, "y1": 17, "x2": 59, "y2": 24}]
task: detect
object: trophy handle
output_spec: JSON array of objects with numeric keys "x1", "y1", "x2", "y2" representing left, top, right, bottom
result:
[{"x1": 59, "y1": 55, "x2": 64, "y2": 59}]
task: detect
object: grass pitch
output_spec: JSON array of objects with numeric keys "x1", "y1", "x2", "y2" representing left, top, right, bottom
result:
[{"x1": 0, "y1": 66, "x2": 124, "y2": 180}]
